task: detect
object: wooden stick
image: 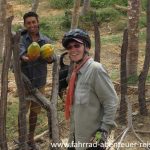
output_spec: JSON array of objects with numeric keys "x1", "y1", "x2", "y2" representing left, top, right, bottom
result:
[
  {"x1": 12, "y1": 31, "x2": 28, "y2": 150},
  {"x1": 0, "y1": 16, "x2": 13, "y2": 150},
  {"x1": 49, "y1": 56, "x2": 61, "y2": 150},
  {"x1": 21, "y1": 73, "x2": 51, "y2": 112},
  {"x1": 135, "y1": 130, "x2": 150, "y2": 134},
  {"x1": 34, "y1": 130, "x2": 49, "y2": 141}
]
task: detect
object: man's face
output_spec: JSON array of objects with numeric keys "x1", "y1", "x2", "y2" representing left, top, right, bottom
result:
[
  {"x1": 66, "y1": 41, "x2": 84, "y2": 62},
  {"x1": 24, "y1": 16, "x2": 39, "y2": 34}
]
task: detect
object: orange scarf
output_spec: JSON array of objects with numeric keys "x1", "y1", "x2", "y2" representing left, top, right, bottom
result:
[{"x1": 65, "y1": 56, "x2": 90, "y2": 120}]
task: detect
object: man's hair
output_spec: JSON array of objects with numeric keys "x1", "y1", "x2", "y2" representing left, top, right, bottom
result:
[{"x1": 23, "y1": 11, "x2": 39, "y2": 24}]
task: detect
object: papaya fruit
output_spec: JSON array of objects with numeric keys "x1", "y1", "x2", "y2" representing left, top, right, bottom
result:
[
  {"x1": 27, "y1": 42, "x2": 40, "y2": 61},
  {"x1": 40, "y1": 44, "x2": 54, "y2": 59}
]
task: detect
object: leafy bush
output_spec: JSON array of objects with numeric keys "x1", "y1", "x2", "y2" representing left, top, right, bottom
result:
[
  {"x1": 112, "y1": 19, "x2": 127, "y2": 32},
  {"x1": 61, "y1": 10, "x2": 72, "y2": 29},
  {"x1": 80, "y1": 7, "x2": 120, "y2": 26},
  {"x1": 39, "y1": 16, "x2": 63, "y2": 40},
  {"x1": 49, "y1": 0, "x2": 74, "y2": 9},
  {"x1": 91, "y1": 0, "x2": 128, "y2": 8},
  {"x1": 96, "y1": 7, "x2": 120, "y2": 22}
]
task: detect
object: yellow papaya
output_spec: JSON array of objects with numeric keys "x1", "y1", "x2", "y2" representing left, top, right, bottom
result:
[
  {"x1": 40, "y1": 44, "x2": 54, "y2": 59},
  {"x1": 27, "y1": 42, "x2": 40, "y2": 61}
]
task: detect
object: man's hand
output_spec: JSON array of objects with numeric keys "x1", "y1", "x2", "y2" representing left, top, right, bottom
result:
[
  {"x1": 45, "y1": 57, "x2": 52, "y2": 62},
  {"x1": 45, "y1": 56, "x2": 54, "y2": 63},
  {"x1": 21, "y1": 55, "x2": 30, "y2": 62}
]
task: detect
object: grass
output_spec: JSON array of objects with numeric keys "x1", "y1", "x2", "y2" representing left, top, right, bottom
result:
[
  {"x1": 15, "y1": 0, "x2": 32, "y2": 5},
  {"x1": 146, "y1": 75, "x2": 150, "y2": 83},
  {"x1": 101, "y1": 29, "x2": 146, "y2": 45},
  {"x1": 127, "y1": 75, "x2": 139, "y2": 85},
  {"x1": 7, "y1": 101, "x2": 19, "y2": 140},
  {"x1": 110, "y1": 69, "x2": 120, "y2": 81},
  {"x1": 139, "y1": 30, "x2": 146, "y2": 42},
  {"x1": 127, "y1": 74, "x2": 150, "y2": 85},
  {"x1": 6, "y1": 98, "x2": 48, "y2": 141},
  {"x1": 109, "y1": 71, "x2": 150, "y2": 85},
  {"x1": 101, "y1": 33, "x2": 123, "y2": 45}
]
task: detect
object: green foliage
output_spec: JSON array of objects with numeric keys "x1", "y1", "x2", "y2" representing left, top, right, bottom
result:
[
  {"x1": 101, "y1": 29, "x2": 146, "y2": 47},
  {"x1": 139, "y1": 15, "x2": 147, "y2": 28},
  {"x1": 96, "y1": 7, "x2": 120, "y2": 22},
  {"x1": 127, "y1": 75, "x2": 138, "y2": 85},
  {"x1": 113, "y1": 20, "x2": 127, "y2": 32},
  {"x1": 146, "y1": 75, "x2": 150, "y2": 83},
  {"x1": 17, "y1": 0, "x2": 32, "y2": 4},
  {"x1": 79, "y1": 7, "x2": 120, "y2": 29},
  {"x1": 139, "y1": 30, "x2": 146, "y2": 42},
  {"x1": 49, "y1": 0, "x2": 74, "y2": 9},
  {"x1": 127, "y1": 74, "x2": 150, "y2": 85},
  {"x1": 91, "y1": 0, "x2": 128, "y2": 8},
  {"x1": 39, "y1": 16, "x2": 64, "y2": 40},
  {"x1": 12, "y1": 24, "x2": 23, "y2": 32},
  {"x1": 101, "y1": 34, "x2": 122, "y2": 45},
  {"x1": 141, "y1": 0, "x2": 147, "y2": 11},
  {"x1": 61, "y1": 10, "x2": 72, "y2": 29}
]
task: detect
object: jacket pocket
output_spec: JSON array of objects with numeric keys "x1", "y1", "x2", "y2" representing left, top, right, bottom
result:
[{"x1": 75, "y1": 85, "x2": 90, "y2": 105}]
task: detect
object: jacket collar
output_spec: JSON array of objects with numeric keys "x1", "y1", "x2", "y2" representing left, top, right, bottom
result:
[
  {"x1": 25, "y1": 32, "x2": 45, "y2": 42},
  {"x1": 78, "y1": 58, "x2": 93, "y2": 74}
]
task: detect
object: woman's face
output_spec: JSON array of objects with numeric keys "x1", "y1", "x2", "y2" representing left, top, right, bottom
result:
[{"x1": 66, "y1": 41, "x2": 84, "y2": 62}]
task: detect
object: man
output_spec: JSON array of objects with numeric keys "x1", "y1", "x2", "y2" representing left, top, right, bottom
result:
[
  {"x1": 62, "y1": 29, "x2": 119, "y2": 150},
  {"x1": 19, "y1": 11, "x2": 55, "y2": 149}
]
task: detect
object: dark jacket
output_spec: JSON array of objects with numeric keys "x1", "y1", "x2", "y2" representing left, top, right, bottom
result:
[{"x1": 19, "y1": 32, "x2": 53, "y2": 88}]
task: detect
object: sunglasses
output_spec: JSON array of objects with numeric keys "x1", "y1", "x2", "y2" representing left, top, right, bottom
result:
[{"x1": 66, "y1": 43, "x2": 82, "y2": 50}]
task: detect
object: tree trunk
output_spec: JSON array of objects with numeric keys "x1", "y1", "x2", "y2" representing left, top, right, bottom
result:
[
  {"x1": 49, "y1": 56, "x2": 61, "y2": 150},
  {"x1": 71, "y1": 0, "x2": 81, "y2": 29},
  {"x1": 119, "y1": 28, "x2": 128, "y2": 124},
  {"x1": 12, "y1": 32, "x2": 28, "y2": 150},
  {"x1": 81, "y1": 0, "x2": 90, "y2": 15},
  {"x1": 127, "y1": 0, "x2": 140, "y2": 77},
  {"x1": 138, "y1": 0, "x2": 150, "y2": 116},
  {"x1": 0, "y1": 16, "x2": 13, "y2": 150},
  {"x1": 0, "y1": 0, "x2": 6, "y2": 61},
  {"x1": 93, "y1": 12, "x2": 101, "y2": 62},
  {"x1": 31, "y1": 0, "x2": 39, "y2": 12}
]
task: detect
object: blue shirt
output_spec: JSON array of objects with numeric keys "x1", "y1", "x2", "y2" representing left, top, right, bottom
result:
[{"x1": 19, "y1": 32, "x2": 53, "y2": 88}]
